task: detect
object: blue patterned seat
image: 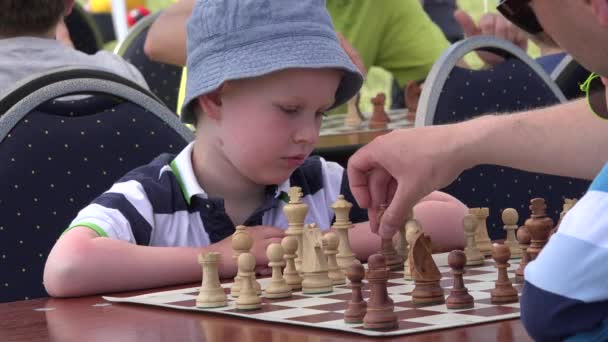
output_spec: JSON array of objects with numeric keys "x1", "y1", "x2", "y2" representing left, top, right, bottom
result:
[
  {"x1": 416, "y1": 36, "x2": 590, "y2": 239},
  {"x1": 114, "y1": 12, "x2": 183, "y2": 112},
  {"x1": 0, "y1": 68, "x2": 193, "y2": 302}
]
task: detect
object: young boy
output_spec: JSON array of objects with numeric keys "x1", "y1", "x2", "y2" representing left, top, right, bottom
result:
[
  {"x1": 0, "y1": 0, "x2": 148, "y2": 96},
  {"x1": 43, "y1": 0, "x2": 468, "y2": 297}
]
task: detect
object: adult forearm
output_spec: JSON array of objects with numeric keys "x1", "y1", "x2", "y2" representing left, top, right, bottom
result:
[
  {"x1": 464, "y1": 98, "x2": 607, "y2": 180},
  {"x1": 143, "y1": 1, "x2": 193, "y2": 66}
]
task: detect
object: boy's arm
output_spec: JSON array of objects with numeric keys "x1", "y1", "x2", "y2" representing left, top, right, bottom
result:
[
  {"x1": 44, "y1": 225, "x2": 285, "y2": 297},
  {"x1": 144, "y1": 0, "x2": 194, "y2": 66},
  {"x1": 43, "y1": 227, "x2": 235, "y2": 297}
]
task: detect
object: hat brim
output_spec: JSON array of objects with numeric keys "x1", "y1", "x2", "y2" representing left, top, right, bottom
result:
[{"x1": 181, "y1": 35, "x2": 363, "y2": 124}]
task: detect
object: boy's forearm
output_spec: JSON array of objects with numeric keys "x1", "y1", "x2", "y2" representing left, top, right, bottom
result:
[
  {"x1": 464, "y1": 98, "x2": 607, "y2": 180},
  {"x1": 44, "y1": 230, "x2": 235, "y2": 297},
  {"x1": 144, "y1": 0, "x2": 194, "y2": 66}
]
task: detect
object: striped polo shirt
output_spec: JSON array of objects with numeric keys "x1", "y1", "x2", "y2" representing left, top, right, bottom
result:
[
  {"x1": 521, "y1": 163, "x2": 608, "y2": 341},
  {"x1": 67, "y1": 142, "x2": 367, "y2": 246}
]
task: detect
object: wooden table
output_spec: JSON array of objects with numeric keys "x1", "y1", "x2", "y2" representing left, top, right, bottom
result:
[
  {"x1": 317, "y1": 109, "x2": 413, "y2": 148},
  {"x1": 0, "y1": 287, "x2": 532, "y2": 342}
]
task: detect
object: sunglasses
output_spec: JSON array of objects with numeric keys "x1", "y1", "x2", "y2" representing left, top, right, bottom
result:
[
  {"x1": 497, "y1": 0, "x2": 543, "y2": 35},
  {"x1": 580, "y1": 73, "x2": 608, "y2": 119}
]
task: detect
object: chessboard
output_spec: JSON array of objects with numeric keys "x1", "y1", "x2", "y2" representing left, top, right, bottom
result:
[
  {"x1": 320, "y1": 109, "x2": 412, "y2": 137},
  {"x1": 104, "y1": 253, "x2": 522, "y2": 337}
]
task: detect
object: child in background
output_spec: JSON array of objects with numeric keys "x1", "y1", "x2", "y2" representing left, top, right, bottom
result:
[{"x1": 44, "y1": 0, "x2": 468, "y2": 298}]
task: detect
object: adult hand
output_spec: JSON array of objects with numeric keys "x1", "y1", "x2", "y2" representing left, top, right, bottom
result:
[
  {"x1": 454, "y1": 10, "x2": 528, "y2": 66},
  {"x1": 347, "y1": 124, "x2": 473, "y2": 238}
]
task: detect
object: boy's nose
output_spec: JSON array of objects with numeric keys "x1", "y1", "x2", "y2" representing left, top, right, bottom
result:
[{"x1": 292, "y1": 122, "x2": 320, "y2": 145}]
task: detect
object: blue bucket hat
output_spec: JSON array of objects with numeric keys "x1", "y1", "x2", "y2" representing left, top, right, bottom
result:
[{"x1": 181, "y1": 0, "x2": 364, "y2": 124}]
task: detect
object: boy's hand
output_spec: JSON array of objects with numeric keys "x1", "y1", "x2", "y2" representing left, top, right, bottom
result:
[
  {"x1": 247, "y1": 226, "x2": 285, "y2": 274},
  {"x1": 207, "y1": 226, "x2": 285, "y2": 277}
]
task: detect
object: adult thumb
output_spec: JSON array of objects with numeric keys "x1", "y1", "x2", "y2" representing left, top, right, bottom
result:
[
  {"x1": 378, "y1": 183, "x2": 418, "y2": 239},
  {"x1": 454, "y1": 9, "x2": 480, "y2": 38}
]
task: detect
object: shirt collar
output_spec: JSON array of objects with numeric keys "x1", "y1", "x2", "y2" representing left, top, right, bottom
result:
[{"x1": 170, "y1": 142, "x2": 292, "y2": 205}]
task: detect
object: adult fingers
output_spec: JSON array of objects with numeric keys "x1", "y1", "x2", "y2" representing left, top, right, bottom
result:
[
  {"x1": 479, "y1": 13, "x2": 498, "y2": 36},
  {"x1": 454, "y1": 9, "x2": 480, "y2": 38},
  {"x1": 347, "y1": 147, "x2": 377, "y2": 209},
  {"x1": 378, "y1": 182, "x2": 421, "y2": 239}
]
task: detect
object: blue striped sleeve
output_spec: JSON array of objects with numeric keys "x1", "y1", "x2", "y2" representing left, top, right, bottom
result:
[{"x1": 521, "y1": 163, "x2": 608, "y2": 340}]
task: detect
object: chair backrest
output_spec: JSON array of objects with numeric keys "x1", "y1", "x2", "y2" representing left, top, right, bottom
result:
[
  {"x1": 551, "y1": 54, "x2": 592, "y2": 100},
  {"x1": 65, "y1": 2, "x2": 104, "y2": 54},
  {"x1": 114, "y1": 11, "x2": 183, "y2": 112},
  {"x1": 416, "y1": 36, "x2": 589, "y2": 238},
  {"x1": 0, "y1": 68, "x2": 194, "y2": 303}
]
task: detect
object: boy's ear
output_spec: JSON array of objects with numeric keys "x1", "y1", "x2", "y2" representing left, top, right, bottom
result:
[
  {"x1": 196, "y1": 89, "x2": 223, "y2": 121},
  {"x1": 64, "y1": 0, "x2": 75, "y2": 16},
  {"x1": 590, "y1": 0, "x2": 608, "y2": 27}
]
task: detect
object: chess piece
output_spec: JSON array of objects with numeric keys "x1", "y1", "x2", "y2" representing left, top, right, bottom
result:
[
  {"x1": 404, "y1": 219, "x2": 421, "y2": 280},
  {"x1": 377, "y1": 203, "x2": 404, "y2": 270},
  {"x1": 363, "y1": 254, "x2": 398, "y2": 330},
  {"x1": 323, "y1": 232, "x2": 346, "y2": 285},
  {"x1": 331, "y1": 195, "x2": 356, "y2": 271},
  {"x1": 264, "y1": 243, "x2": 292, "y2": 299},
  {"x1": 281, "y1": 236, "x2": 302, "y2": 291},
  {"x1": 525, "y1": 198, "x2": 554, "y2": 261},
  {"x1": 470, "y1": 208, "x2": 492, "y2": 257},
  {"x1": 410, "y1": 231, "x2": 445, "y2": 306},
  {"x1": 235, "y1": 253, "x2": 262, "y2": 310},
  {"x1": 553, "y1": 198, "x2": 578, "y2": 235},
  {"x1": 490, "y1": 244, "x2": 519, "y2": 304},
  {"x1": 344, "y1": 92, "x2": 364, "y2": 127},
  {"x1": 404, "y1": 80, "x2": 422, "y2": 119},
  {"x1": 502, "y1": 208, "x2": 522, "y2": 259},
  {"x1": 283, "y1": 186, "x2": 308, "y2": 272},
  {"x1": 463, "y1": 214, "x2": 484, "y2": 266},
  {"x1": 230, "y1": 225, "x2": 261, "y2": 297},
  {"x1": 301, "y1": 224, "x2": 333, "y2": 294},
  {"x1": 196, "y1": 252, "x2": 228, "y2": 308},
  {"x1": 446, "y1": 250, "x2": 474, "y2": 309},
  {"x1": 344, "y1": 259, "x2": 367, "y2": 324},
  {"x1": 514, "y1": 226, "x2": 531, "y2": 283},
  {"x1": 368, "y1": 93, "x2": 390, "y2": 129}
]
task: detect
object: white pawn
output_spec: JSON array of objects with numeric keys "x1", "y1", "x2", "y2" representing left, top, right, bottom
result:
[
  {"x1": 231, "y1": 226, "x2": 261, "y2": 297},
  {"x1": 265, "y1": 243, "x2": 292, "y2": 299},
  {"x1": 281, "y1": 236, "x2": 302, "y2": 291},
  {"x1": 502, "y1": 208, "x2": 522, "y2": 259},
  {"x1": 235, "y1": 253, "x2": 262, "y2": 310},
  {"x1": 324, "y1": 232, "x2": 346, "y2": 285},
  {"x1": 463, "y1": 214, "x2": 485, "y2": 266}
]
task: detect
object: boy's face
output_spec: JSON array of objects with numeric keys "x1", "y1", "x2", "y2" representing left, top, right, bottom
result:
[{"x1": 212, "y1": 68, "x2": 342, "y2": 185}]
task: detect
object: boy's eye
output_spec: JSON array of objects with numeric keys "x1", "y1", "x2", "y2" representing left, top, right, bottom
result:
[{"x1": 279, "y1": 106, "x2": 300, "y2": 114}]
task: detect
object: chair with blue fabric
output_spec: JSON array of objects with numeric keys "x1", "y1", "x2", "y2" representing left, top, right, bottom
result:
[
  {"x1": 65, "y1": 2, "x2": 104, "y2": 54},
  {"x1": 114, "y1": 11, "x2": 183, "y2": 112},
  {"x1": 416, "y1": 36, "x2": 590, "y2": 239},
  {"x1": 0, "y1": 67, "x2": 194, "y2": 303},
  {"x1": 551, "y1": 54, "x2": 592, "y2": 101}
]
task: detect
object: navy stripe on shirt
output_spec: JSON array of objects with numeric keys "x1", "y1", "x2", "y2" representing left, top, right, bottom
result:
[
  {"x1": 522, "y1": 281, "x2": 608, "y2": 341},
  {"x1": 93, "y1": 193, "x2": 153, "y2": 245}
]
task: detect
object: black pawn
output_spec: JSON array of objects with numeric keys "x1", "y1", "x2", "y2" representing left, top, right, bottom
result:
[
  {"x1": 344, "y1": 260, "x2": 366, "y2": 323},
  {"x1": 446, "y1": 250, "x2": 474, "y2": 309}
]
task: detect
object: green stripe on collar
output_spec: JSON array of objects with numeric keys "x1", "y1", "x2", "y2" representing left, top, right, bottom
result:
[{"x1": 170, "y1": 159, "x2": 191, "y2": 205}]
